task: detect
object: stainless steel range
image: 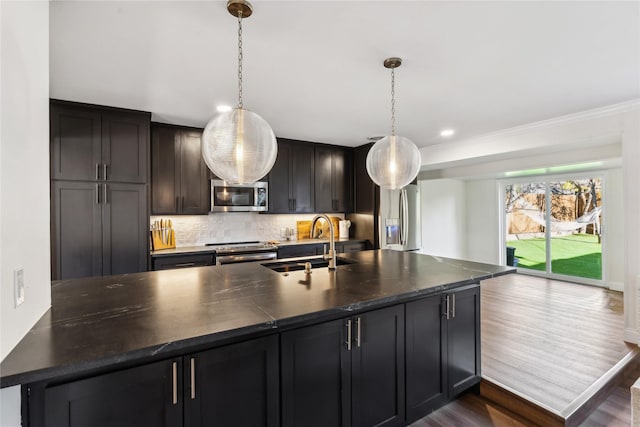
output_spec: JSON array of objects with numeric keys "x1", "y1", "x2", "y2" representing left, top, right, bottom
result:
[{"x1": 206, "y1": 241, "x2": 278, "y2": 265}]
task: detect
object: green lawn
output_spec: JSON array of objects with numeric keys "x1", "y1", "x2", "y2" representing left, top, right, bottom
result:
[{"x1": 506, "y1": 233, "x2": 602, "y2": 280}]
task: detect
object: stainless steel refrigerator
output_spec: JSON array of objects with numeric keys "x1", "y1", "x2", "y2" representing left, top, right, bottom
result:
[{"x1": 378, "y1": 183, "x2": 421, "y2": 251}]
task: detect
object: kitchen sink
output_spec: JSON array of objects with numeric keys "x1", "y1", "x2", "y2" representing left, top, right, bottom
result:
[{"x1": 262, "y1": 256, "x2": 358, "y2": 273}]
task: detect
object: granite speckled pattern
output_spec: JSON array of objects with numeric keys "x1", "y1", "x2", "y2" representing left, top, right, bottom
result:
[{"x1": 0, "y1": 250, "x2": 513, "y2": 388}]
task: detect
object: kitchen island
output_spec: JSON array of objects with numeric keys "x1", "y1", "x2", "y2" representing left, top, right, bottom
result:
[{"x1": 1, "y1": 250, "x2": 513, "y2": 427}]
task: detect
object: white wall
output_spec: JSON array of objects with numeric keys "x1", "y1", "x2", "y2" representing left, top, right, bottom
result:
[
  {"x1": 418, "y1": 179, "x2": 466, "y2": 258},
  {"x1": 605, "y1": 169, "x2": 625, "y2": 292},
  {"x1": 623, "y1": 109, "x2": 640, "y2": 343},
  {"x1": 465, "y1": 180, "x2": 501, "y2": 265},
  {"x1": 0, "y1": 1, "x2": 51, "y2": 425}
]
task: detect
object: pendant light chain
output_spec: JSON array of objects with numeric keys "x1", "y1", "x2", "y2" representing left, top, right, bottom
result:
[
  {"x1": 237, "y1": 12, "x2": 244, "y2": 109},
  {"x1": 390, "y1": 67, "x2": 396, "y2": 136}
]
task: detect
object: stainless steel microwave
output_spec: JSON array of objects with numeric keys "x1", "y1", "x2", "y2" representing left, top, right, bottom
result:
[{"x1": 210, "y1": 180, "x2": 268, "y2": 212}]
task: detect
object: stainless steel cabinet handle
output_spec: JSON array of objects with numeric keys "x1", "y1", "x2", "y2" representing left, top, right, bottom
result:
[
  {"x1": 95, "y1": 163, "x2": 100, "y2": 180},
  {"x1": 356, "y1": 317, "x2": 361, "y2": 347},
  {"x1": 103, "y1": 164, "x2": 109, "y2": 181},
  {"x1": 104, "y1": 184, "x2": 108, "y2": 204},
  {"x1": 175, "y1": 262, "x2": 196, "y2": 268},
  {"x1": 445, "y1": 295, "x2": 450, "y2": 320},
  {"x1": 190, "y1": 358, "x2": 196, "y2": 400},
  {"x1": 345, "y1": 319, "x2": 352, "y2": 351},
  {"x1": 452, "y1": 294, "x2": 456, "y2": 318},
  {"x1": 176, "y1": 196, "x2": 179, "y2": 212},
  {"x1": 172, "y1": 361, "x2": 178, "y2": 405},
  {"x1": 95, "y1": 184, "x2": 100, "y2": 204}
]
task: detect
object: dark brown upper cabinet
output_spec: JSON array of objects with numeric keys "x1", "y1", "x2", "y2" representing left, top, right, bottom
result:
[
  {"x1": 353, "y1": 143, "x2": 378, "y2": 214},
  {"x1": 51, "y1": 101, "x2": 149, "y2": 184},
  {"x1": 49, "y1": 100, "x2": 150, "y2": 280},
  {"x1": 151, "y1": 124, "x2": 210, "y2": 215},
  {"x1": 315, "y1": 146, "x2": 348, "y2": 213},
  {"x1": 268, "y1": 139, "x2": 315, "y2": 214}
]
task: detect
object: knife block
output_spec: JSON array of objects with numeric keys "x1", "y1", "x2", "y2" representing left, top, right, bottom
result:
[{"x1": 150, "y1": 228, "x2": 176, "y2": 251}]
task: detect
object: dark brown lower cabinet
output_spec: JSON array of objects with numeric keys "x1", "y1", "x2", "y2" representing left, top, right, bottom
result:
[
  {"x1": 446, "y1": 284, "x2": 481, "y2": 396},
  {"x1": 281, "y1": 305, "x2": 405, "y2": 427},
  {"x1": 152, "y1": 253, "x2": 215, "y2": 271},
  {"x1": 405, "y1": 284, "x2": 481, "y2": 423},
  {"x1": 51, "y1": 181, "x2": 147, "y2": 279},
  {"x1": 184, "y1": 335, "x2": 279, "y2": 427},
  {"x1": 42, "y1": 359, "x2": 182, "y2": 427},
  {"x1": 24, "y1": 287, "x2": 479, "y2": 427},
  {"x1": 29, "y1": 336, "x2": 278, "y2": 427},
  {"x1": 405, "y1": 294, "x2": 447, "y2": 422}
]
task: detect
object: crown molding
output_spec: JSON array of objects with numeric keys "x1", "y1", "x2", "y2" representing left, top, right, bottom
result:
[{"x1": 428, "y1": 99, "x2": 640, "y2": 151}]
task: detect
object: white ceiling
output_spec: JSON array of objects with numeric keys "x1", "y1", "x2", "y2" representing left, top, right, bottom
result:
[{"x1": 50, "y1": 1, "x2": 640, "y2": 149}]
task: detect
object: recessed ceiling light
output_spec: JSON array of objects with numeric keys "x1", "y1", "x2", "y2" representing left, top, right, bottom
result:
[
  {"x1": 216, "y1": 105, "x2": 232, "y2": 113},
  {"x1": 440, "y1": 129, "x2": 455, "y2": 137}
]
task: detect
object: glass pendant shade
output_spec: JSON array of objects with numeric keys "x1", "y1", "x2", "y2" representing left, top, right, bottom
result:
[
  {"x1": 366, "y1": 135, "x2": 421, "y2": 190},
  {"x1": 202, "y1": 108, "x2": 277, "y2": 185}
]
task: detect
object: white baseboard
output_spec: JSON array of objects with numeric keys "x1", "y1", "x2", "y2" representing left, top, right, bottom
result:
[
  {"x1": 609, "y1": 281, "x2": 624, "y2": 292},
  {"x1": 624, "y1": 328, "x2": 640, "y2": 345}
]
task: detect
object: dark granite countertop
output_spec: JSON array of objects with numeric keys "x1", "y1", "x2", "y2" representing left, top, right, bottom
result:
[{"x1": 0, "y1": 250, "x2": 513, "y2": 388}]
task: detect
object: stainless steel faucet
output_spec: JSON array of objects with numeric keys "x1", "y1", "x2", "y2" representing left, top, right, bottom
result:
[{"x1": 310, "y1": 214, "x2": 336, "y2": 270}]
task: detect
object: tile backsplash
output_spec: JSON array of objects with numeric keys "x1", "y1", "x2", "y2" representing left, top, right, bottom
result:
[{"x1": 150, "y1": 213, "x2": 345, "y2": 247}]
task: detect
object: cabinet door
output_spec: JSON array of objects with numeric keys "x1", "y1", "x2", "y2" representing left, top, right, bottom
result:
[
  {"x1": 405, "y1": 294, "x2": 447, "y2": 422},
  {"x1": 43, "y1": 359, "x2": 182, "y2": 427},
  {"x1": 184, "y1": 335, "x2": 279, "y2": 427},
  {"x1": 315, "y1": 146, "x2": 334, "y2": 212},
  {"x1": 269, "y1": 140, "x2": 292, "y2": 213},
  {"x1": 101, "y1": 111, "x2": 149, "y2": 184},
  {"x1": 291, "y1": 142, "x2": 315, "y2": 213},
  {"x1": 315, "y1": 147, "x2": 347, "y2": 213},
  {"x1": 102, "y1": 183, "x2": 148, "y2": 275},
  {"x1": 281, "y1": 319, "x2": 351, "y2": 427},
  {"x1": 332, "y1": 148, "x2": 347, "y2": 212},
  {"x1": 446, "y1": 285, "x2": 481, "y2": 396},
  {"x1": 50, "y1": 104, "x2": 102, "y2": 181},
  {"x1": 353, "y1": 143, "x2": 376, "y2": 214},
  {"x1": 151, "y1": 125, "x2": 179, "y2": 214},
  {"x1": 51, "y1": 181, "x2": 103, "y2": 280},
  {"x1": 351, "y1": 305, "x2": 405, "y2": 427},
  {"x1": 179, "y1": 131, "x2": 210, "y2": 215}
]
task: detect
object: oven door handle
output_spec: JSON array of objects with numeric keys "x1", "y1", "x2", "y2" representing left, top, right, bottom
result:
[{"x1": 216, "y1": 252, "x2": 277, "y2": 265}]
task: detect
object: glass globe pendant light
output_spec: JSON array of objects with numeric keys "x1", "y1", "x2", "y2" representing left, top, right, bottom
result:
[
  {"x1": 366, "y1": 57, "x2": 421, "y2": 190},
  {"x1": 201, "y1": 0, "x2": 277, "y2": 185}
]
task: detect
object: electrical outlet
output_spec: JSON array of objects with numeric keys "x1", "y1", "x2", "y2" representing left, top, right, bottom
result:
[{"x1": 14, "y1": 268, "x2": 25, "y2": 307}]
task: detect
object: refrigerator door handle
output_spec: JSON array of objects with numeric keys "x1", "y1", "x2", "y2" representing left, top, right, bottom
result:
[
  {"x1": 400, "y1": 189, "x2": 408, "y2": 246},
  {"x1": 398, "y1": 190, "x2": 404, "y2": 245}
]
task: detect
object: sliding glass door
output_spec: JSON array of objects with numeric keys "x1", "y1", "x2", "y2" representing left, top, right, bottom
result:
[{"x1": 503, "y1": 176, "x2": 603, "y2": 284}]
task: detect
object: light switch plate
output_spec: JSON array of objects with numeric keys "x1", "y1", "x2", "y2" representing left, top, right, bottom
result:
[{"x1": 14, "y1": 268, "x2": 25, "y2": 307}]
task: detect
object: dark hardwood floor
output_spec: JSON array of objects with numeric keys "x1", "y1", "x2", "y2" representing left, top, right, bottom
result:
[{"x1": 412, "y1": 273, "x2": 633, "y2": 426}]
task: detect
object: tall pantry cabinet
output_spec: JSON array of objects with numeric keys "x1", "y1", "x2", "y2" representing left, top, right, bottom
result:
[{"x1": 50, "y1": 100, "x2": 150, "y2": 280}]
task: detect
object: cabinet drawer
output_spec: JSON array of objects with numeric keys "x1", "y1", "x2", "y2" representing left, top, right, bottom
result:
[
  {"x1": 152, "y1": 253, "x2": 214, "y2": 270},
  {"x1": 277, "y1": 244, "x2": 319, "y2": 259},
  {"x1": 342, "y1": 242, "x2": 366, "y2": 253}
]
